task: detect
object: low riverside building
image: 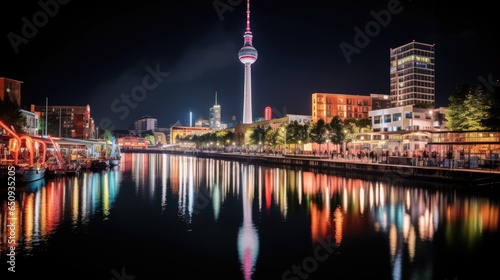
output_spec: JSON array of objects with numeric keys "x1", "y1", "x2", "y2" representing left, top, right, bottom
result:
[
  {"x1": 368, "y1": 105, "x2": 447, "y2": 132},
  {"x1": 170, "y1": 126, "x2": 210, "y2": 144},
  {"x1": 20, "y1": 109, "x2": 39, "y2": 136},
  {"x1": 427, "y1": 131, "x2": 500, "y2": 168},
  {"x1": 348, "y1": 130, "x2": 500, "y2": 169},
  {"x1": 234, "y1": 114, "x2": 311, "y2": 146}
]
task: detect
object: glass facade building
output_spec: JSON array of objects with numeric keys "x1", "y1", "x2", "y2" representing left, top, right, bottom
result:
[{"x1": 390, "y1": 41, "x2": 435, "y2": 107}]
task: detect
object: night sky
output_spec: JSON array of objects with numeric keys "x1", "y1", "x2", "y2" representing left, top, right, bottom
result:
[{"x1": 1, "y1": 0, "x2": 498, "y2": 131}]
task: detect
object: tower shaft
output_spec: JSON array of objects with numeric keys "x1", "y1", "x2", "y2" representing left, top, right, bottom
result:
[{"x1": 242, "y1": 65, "x2": 252, "y2": 124}]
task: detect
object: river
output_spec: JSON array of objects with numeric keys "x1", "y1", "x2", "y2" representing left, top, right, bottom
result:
[{"x1": 1, "y1": 152, "x2": 499, "y2": 279}]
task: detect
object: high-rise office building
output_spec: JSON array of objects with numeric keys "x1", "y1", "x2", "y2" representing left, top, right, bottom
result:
[
  {"x1": 209, "y1": 91, "x2": 221, "y2": 130},
  {"x1": 390, "y1": 41, "x2": 435, "y2": 107},
  {"x1": 134, "y1": 115, "x2": 157, "y2": 135},
  {"x1": 238, "y1": 0, "x2": 258, "y2": 124}
]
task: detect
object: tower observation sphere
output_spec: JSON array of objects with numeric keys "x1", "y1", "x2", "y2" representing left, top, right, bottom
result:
[{"x1": 238, "y1": 46, "x2": 258, "y2": 65}]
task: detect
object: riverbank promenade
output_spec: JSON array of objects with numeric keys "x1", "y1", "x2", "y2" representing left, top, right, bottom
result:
[{"x1": 122, "y1": 148, "x2": 500, "y2": 196}]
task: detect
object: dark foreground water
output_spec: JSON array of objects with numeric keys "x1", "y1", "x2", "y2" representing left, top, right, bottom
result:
[{"x1": 1, "y1": 152, "x2": 499, "y2": 279}]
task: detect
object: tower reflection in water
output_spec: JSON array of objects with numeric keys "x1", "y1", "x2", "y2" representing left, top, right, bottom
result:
[{"x1": 237, "y1": 164, "x2": 259, "y2": 280}]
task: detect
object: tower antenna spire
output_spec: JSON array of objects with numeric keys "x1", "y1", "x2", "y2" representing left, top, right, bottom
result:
[
  {"x1": 246, "y1": 0, "x2": 251, "y2": 33},
  {"x1": 215, "y1": 91, "x2": 218, "y2": 105}
]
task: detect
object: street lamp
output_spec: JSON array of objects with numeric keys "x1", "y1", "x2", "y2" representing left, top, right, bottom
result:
[
  {"x1": 343, "y1": 129, "x2": 348, "y2": 157},
  {"x1": 283, "y1": 126, "x2": 287, "y2": 155},
  {"x1": 429, "y1": 109, "x2": 434, "y2": 130},
  {"x1": 326, "y1": 139, "x2": 330, "y2": 158}
]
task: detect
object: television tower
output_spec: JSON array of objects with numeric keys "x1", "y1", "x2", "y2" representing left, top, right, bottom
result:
[{"x1": 238, "y1": 0, "x2": 258, "y2": 124}]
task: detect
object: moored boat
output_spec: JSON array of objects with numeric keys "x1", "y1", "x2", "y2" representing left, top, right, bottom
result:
[
  {"x1": 16, "y1": 164, "x2": 46, "y2": 183},
  {"x1": 0, "y1": 120, "x2": 48, "y2": 184},
  {"x1": 22, "y1": 176, "x2": 46, "y2": 192}
]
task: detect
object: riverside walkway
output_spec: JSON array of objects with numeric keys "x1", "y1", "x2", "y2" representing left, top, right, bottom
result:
[{"x1": 123, "y1": 148, "x2": 500, "y2": 196}]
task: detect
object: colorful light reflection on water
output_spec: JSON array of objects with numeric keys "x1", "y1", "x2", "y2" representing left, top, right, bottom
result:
[{"x1": 1, "y1": 153, "x2": 499, "y2": 279}]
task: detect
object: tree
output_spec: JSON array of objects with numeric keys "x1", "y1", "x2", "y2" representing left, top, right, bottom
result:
[
  {"x1": 329, "y1": 116, "x2": 346, "y2": 147},
  {"x1": 38, "y1": 118, "x2": 45, "y2": 135},
  {"x1": 186, "y1": 134, "x2": 200, "y2": 147},
  {"x1": 355, "y1": 118, "x2": 371, "y2": 132},
  {"x1": 46, "y1": 110, "x2": 60, "y2": 136},
  {"x1": 215, "y1": 129, "x2": 235, "y2": 147},
  {"x1": 249, "y1": 125, "x2": 266, "y2": 145},
  {"x1": 296, "y1": 122, "x2": 310, "y2": 145},
  {"x1": 446, "y1": 84, "x2": 471, "y2": 130},
  {"x1": 232, "y1": 129, "x2": 246, "y2": 147},
  {"x1": 101, "y1": 129, "x2": 113, "y2": 142},
  {"x1": 0, "y1": 93, "x2": 26, "y2": 133},
  {"x1": 461, "y1": 86, "x2": 489, "y2": 130},
  {"x1": 309, "y1": 119, "x2": 329, "y2": 150},
  {"x1": 266, "y1": 127, "x2": 280, "y2": 148},
  {"x1": 275, "y1": 125, "x2": 286, "y2": 146},
  {"x1": 144, "y1": 134, "x2": 155, "y2": 145},
  {"x1": 481, "y1": 85, "x2": 500, "y2": 129},
  {"x1": 286, "y1": 121, "x2": 301, "y2": 145},
  {"x1": 446, "y1": 84, "x2": 489, "y2": 130},
  {"x1": 343, "y1": 117, "x2": 371, "y2": 134}
]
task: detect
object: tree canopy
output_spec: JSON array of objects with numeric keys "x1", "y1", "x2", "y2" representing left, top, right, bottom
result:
[
  {"x1": 446, "y1": 83, "x2": 490, "y2": 131},
  {"x1": 0, "y1": 94, "x2": 26, "y2": 133},
  {"x1": 481, "y1": 84, "x2": 500, "y2": 130},
  {"x1": 309, "y1": 119, "x2": 329, "y2": 145},
  {"x1": 329, "y1": 116, "x2": 346, "y2": 145}
]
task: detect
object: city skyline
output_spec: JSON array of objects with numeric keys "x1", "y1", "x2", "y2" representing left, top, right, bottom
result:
[{"x1": 0, "y1": 0, "x2": 498, "y2": 130}]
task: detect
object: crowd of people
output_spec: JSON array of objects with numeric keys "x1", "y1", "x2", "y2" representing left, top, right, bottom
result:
[{"x1": 305, "y1": 147, "x2": 460, "y2": 168}]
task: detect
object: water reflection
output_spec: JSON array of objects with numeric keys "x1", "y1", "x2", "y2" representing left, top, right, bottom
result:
[
  {"x1": 0, "y1": 167, "x2": 121, "y2": 255},
  {"x1": 1, "y1": 153, "x2": 499, "y2": 279},
  {"x1": 237, "y1": 164, "x2": 259, "y2": 280}
]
